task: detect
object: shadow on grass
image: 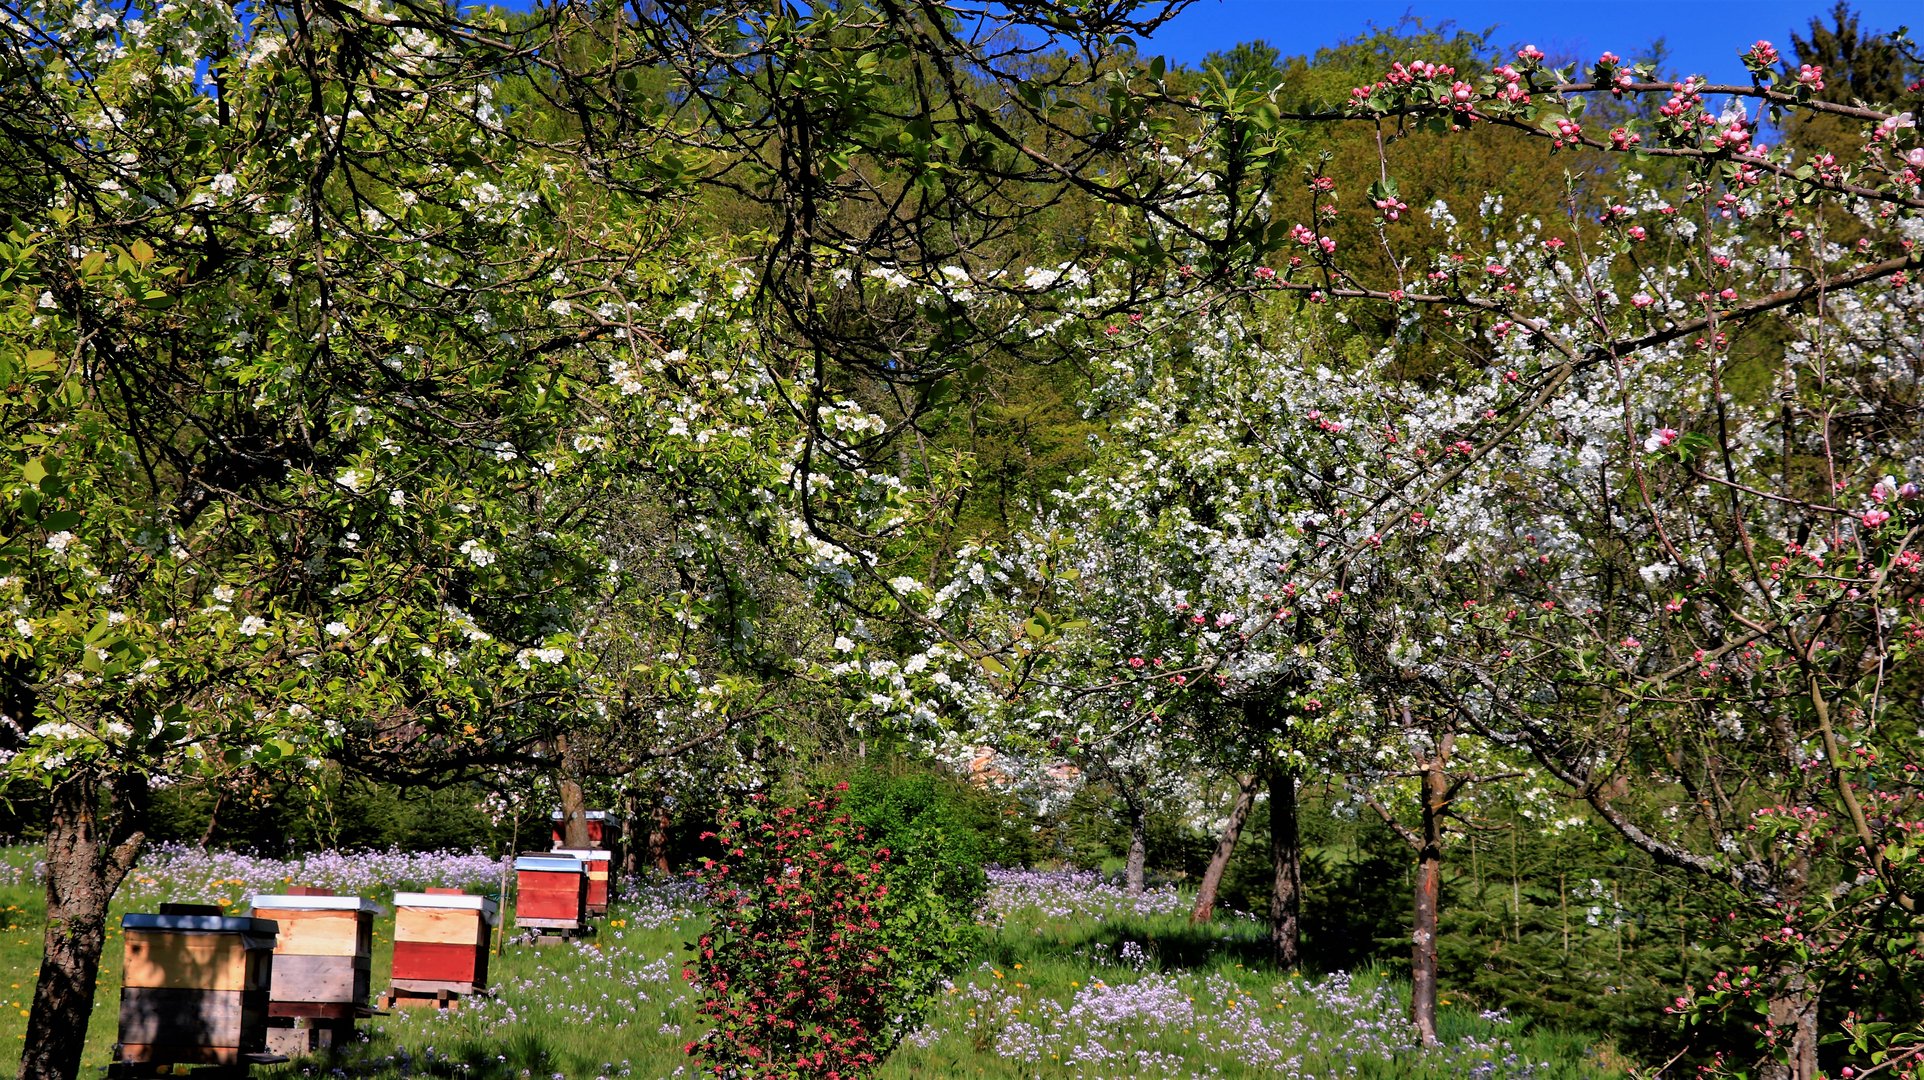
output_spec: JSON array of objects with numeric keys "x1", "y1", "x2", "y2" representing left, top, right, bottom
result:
[{"x1": 264, "y1": 1027, "x2": 560, "y2": 1079}]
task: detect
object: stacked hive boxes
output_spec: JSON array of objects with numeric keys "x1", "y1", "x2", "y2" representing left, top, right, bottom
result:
[
  {"x1": 551, "y1": 848, "x2": 614, "y2": 914},
  {"x1": 389, "y1": 889, "x2": 499, "y2": 1005},
  {"x1": 116, "y1": 907, "x2": 278, "y2": 1068},
  {"x1": 513, "y1": 853, "x2": 586, "y2": 935},
  {"x1": 248, "y1": 893, "x2": 379, "y2": 1054}
]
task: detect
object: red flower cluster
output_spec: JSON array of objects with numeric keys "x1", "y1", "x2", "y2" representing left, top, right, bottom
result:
[{"x1": 683, "y1": 791, "x2": 898, "y2": 1079}]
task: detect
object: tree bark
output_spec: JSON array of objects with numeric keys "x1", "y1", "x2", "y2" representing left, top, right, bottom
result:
[
  {"x1": 1123, "y1": 796, "x2": 1148, "y2": 894},
  {"x1": 1268, "y1": 765, "x2": 1302, "y2": 969},
  {"x1": 1760, "y1": 979, "x2": 1820, "y2": 1080},
  {"x1": 1411, "y1": 732, "x2": 1452, "y2": 1047},
  {"x1": 650, "y1": 801, "x2": 672, "y2": 875},
  {"x1": 1191, "y1": 773, "x2": 1258, "y2": 924},
  {"x1": 556, "y1": 735, "x2": 592, "y2": 850},
  {"x1": 197, "y1": 790, "x2": 223, "y2": 849},
  {"x1": 21, "y1": 774, "x2": 147, "y2": 1080},
  {"x1": 620, "y1": 789, "x2": 641, "y2": 876}
]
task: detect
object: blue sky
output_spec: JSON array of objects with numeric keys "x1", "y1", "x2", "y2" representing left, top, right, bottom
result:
[{"x1": 1133, "y1": 1, "x2": 1918, "y2": 83}]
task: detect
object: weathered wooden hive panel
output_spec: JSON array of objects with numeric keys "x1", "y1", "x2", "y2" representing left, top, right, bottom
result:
[
  {"x1": 117, "y1": 911, "x2": 278, "y2": 1066},
  {"x1": 248, "y1": 894, "x2": 379, "y2": 1007}
]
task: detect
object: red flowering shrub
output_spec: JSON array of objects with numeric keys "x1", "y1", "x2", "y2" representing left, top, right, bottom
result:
[{"x1": 683, "y1": 786, "x2": 916, "y2": 1079}]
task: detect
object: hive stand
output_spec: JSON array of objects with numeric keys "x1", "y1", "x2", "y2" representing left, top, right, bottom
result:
[
  {"x1": 110, "y1": 905, "x2": 288, "y2": 1077},
  {"x1": 248, "y1": 890, "x2": 384, "y2": 1057},
  {"x1": 382, "y1": 888, "x2": 500, "y2": 1010}
]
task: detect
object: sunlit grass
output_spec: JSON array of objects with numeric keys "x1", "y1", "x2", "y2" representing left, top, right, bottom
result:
[{"x1": 0, "y1": 848, "x2": 1619, "y2": 1078}]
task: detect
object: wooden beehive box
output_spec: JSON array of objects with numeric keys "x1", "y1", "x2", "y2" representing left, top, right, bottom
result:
[
  {"x1": 549, "y1": 809, "x2": 619, "y2": 848},
  {"x1": 513, "y1": 853, "x2": 586, "y2": 930},
  {"x1": 551, "y1": 848, "x2": 614, "y2": 913},
  {"x1": 248, "y1": 894, "x2": 378, "y2": 1009},
  {"x1": 391, "y1": 889, "x2": 498, "y2": 996},
  {"x1": 117, "y1": 910, "x2": 278, "y2": 1066}
]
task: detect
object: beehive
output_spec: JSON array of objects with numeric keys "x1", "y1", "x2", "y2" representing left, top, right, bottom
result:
[
  {"x1": 549, "y1": 809, "x2": 620, "y2": 848},
  {"x1": 116, "y1": 910, "x2": 278, "y2": 1066},
  {"x1": 248, "y1": 894, "x2": 378, "y2": 1006},
  {"x1": 248, "y1": 894, "x2": 379, "y2": 1054},
  {"x1": 551, "y1": 848, "x2": 614, "y2": 913},
  {"x1": 513, "y1": 853, "x2": 586, "y2": 931},
  {"x1": 390, "y1": 889, "x2": 498, "y2": 997}
]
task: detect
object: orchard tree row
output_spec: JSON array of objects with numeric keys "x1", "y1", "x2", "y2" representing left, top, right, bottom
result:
[{"x1": 2, "y1": 0, "x2": 1921, "y2": 1078}]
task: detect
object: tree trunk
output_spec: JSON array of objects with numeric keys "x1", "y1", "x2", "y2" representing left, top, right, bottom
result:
[
  {"x1": 1124, "y1": 798, "x2": 1148, "y2": 894},
  {"x1": 650, "y1": 801, "x2": 672, "y2": 875},
  {"x1": 556, "y1": 735, "x2": 592, "y2": 850},
  {"x1": 197, "y1": 790, "x2": 223, "y2": 849},
  {"x1": 1760, "y1": 980, "x2": 1820, "y2": 1080},
  {"x1": 21, "y1": 774, "x2": 147, "y2": 1080},
  {"x1": 1410, "y1": 734, "x2": 1450, "y2": 1047},
  {"x1": 1268, "y1": 765, "x2": 1302, "y2": 969},
  {"x1": 1191, "y1": 774, "x2": 1258, "y2": 924},
  {"x1": 619, "y1": 789, "x2": 641, "y2": 877},
  {"x1": 558, "y1": 778, "x2": 591, "y2": 849}
]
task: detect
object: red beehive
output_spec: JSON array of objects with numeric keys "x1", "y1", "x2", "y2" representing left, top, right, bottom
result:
[
  {"x1": 513, "y1": 853, "x2": 586, "y2": 932},
  {"x1": 549, "y1": 809, "x2": 621, "y2": 848},
  {"x1": 390, "y1": 890, "x2": 499, "y2": 1001},
  {"x1": 550, "y1": 848, "x2": 613, "y2": 913}
]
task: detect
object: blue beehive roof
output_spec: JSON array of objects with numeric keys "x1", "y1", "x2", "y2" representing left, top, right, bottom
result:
[
  {"x1": 122, "y1": 912, "x2": 279, "y2": 936},
  {"x1": 514, "y1": 854, "x2": 584, "y2": 873}
]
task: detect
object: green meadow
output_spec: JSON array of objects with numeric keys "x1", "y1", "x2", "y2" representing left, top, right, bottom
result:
[{"x1": 0, "y1": 847, "x2": 1618, "y2": 1079}]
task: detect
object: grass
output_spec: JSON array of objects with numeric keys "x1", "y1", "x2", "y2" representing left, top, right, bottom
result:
[{"x1": 0, "y1": 847, "x2": 1622, "y2": 1079}]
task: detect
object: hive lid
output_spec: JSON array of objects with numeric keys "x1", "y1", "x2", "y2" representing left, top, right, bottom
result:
[
  {"x1": 514, "y1": 854, "x2": 584, "y2": 873},
  {"x1": 550, "y1": 809, "x2": 611, "y2": 821},
  {"x1": 393, "y1": 892, "x2": 500, "y2": 923},
  {"x1": 123, "y1": 912, "x2": 280, "y2": 936},
  {"x1": 249, "y1": 894, "x2": 384, "y2": 914},
  {"x1": 550, "y1": 847, "x2": 612, "y2": 863}
]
